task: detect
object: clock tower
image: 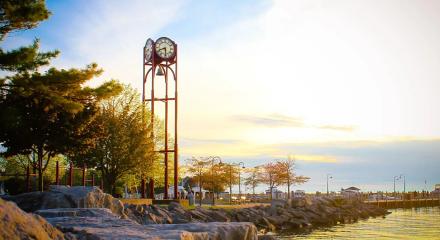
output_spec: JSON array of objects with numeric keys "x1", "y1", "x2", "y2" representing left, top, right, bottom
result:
[{"x1": 142, "y1": 37, "x2": 178, "y2": 199}]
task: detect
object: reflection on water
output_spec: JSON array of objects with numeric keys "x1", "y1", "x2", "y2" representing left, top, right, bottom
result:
[{"x1": 277, "y1": 207, "x2": 440, "y2": 240}]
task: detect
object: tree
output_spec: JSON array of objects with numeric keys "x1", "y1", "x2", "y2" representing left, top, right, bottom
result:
[
  {"x1": 0, "y1": 0, "x2": 50, "y2": 40},
  {"x1": 279, "y1": 156, "x2": 295, "y2": 199},
  {"x1": 222, "y1": 163, "x2": 242, "y2": 204},
  {"x1": 260, "y1": 162, "x2": 285, "y2": 200},
  {"x1": 243, "y1": 166, "x2": 262, "y2": 197},
  {"x1": 0, "y1": 0, "x2": 57, "y2": 81},
  {"x1": 186, "y1": 156, "x2": 212, "y2": 206},
  {"x1": 0, "y1": 153, "x2": 67, "y2": 193},
  {"x1": 278, "y1": 156, "x2": 310, "y2": 199},
  {"x1": 186, "y1": 156, "x2": 243, "y2": 204},
  {"x1": 0, "y1": 1, "x2": 122, "y2": 191},
  {"x1": 0, "y1": 65, "x2": 121, "y2": 191},
  {"x1": 70, "y1": 85, "x2": 156, "y2": 195}
]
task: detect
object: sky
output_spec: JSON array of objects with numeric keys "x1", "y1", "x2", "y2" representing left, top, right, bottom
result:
[{"x1": 3, "y1": 0, "x2": 440, "y2": 193}]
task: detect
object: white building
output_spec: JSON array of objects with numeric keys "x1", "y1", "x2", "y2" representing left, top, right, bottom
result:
[
  {"x1": 167, "y1": 186, "x2": 188, "y2": 199},
  {"x1": 265, "y1": 187, "x2": 285, "y2": 199},
  {"x1": 341, "y1": 187, "x2": 361, "y2": 197}
]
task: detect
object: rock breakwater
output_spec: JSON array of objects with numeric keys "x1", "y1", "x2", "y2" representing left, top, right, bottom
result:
[{"x1": 125, "y1": 197, "x2": 389, "y2": 234}]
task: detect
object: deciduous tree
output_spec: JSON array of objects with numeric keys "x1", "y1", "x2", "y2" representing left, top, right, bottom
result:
[
  {"x1": 278, "y1": 156, "x2": 310, "y2": 199},
  {"x1": 260, "y1": 162, "x2": 285, "y2": 200},
  {"x1": 243, "y1": 166, "x2": 262, "y2": 196},
  {"x1": 70, "y1": 85, "x2": 156, "y2": 195}
]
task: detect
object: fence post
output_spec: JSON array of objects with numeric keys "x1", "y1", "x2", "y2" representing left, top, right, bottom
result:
[
  {"x1": 26, "y1": 165, "x2": 30, "y2": 192},
  {"x1": 55, "y1": 161, "x2": 59, "y2": 185},
  {"x1": 149, "y1": 178, "x2": 155, "y2": 199},
  {"x1": 141, "y1": 178, "x2": 145, "y2": 198},
  {"x1": 100, "y1": 179, "x2": 104, "y2": 191},
  {"x1": 69, "y1": 161, "x2": 73, "y2": 186},
  {"x1": 82, "y1": 163, "x2": 86, "y2": 187}
]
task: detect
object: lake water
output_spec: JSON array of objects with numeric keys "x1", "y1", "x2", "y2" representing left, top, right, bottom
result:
[{"x1": 277, "y1": 207, "x2": 440, "y2": 239}]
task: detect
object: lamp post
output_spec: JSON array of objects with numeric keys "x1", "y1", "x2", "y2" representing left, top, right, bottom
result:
[
  {"x1": 393, "y1": 175, "x2": 401, "y2": 195},
  {"x1": 326, "y1": 174, "x2": 332, "y2": 195},
  {"x1": 400, "y1": 174, "x2": 406, "y2": 193},
  {"x1": 228, "y1": 164, "x2": 233, "y2": 205},
  {"x1": 238, "y1": 162, "x2": 245, "y2": 203}
]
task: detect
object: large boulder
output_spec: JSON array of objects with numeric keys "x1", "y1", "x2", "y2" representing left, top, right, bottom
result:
[
  {"x1": 287, "y1": 197, "x2": 312, "y2": 208},
  {"x1": 3, "y1": 185, "x2": 126, "y2": 218},
  {"x1": 143, "y1": 222, "x2": 258, "y2": 240},
  {"x1": 1, "y1": 191, "x2": 74, "y2": 212},
  {"x1": 49, "y1": 185, "x2": 125, "y2": 217},
  {"x1": 0, "y1": 198, "x2": 65, "y2": 240},
  {"x1": 40, "y1": 208, "x2": 258, "y2": 240}
]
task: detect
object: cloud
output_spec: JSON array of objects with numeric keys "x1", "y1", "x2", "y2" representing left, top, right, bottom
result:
[
  {"x1": 53, "y1": 0, "x2": 188, "y2": 89},
  {"x1": 181, "y1": 137, "x2": 242, "y2": 147},
  {"x1": 232, "y1": 113, "x2": 304, "y2": 128},
  {"x1": 232, "y1": 113, "x2": 356, "y2": 132},
  {"x1": 316, "y1": 125, "x2": 356, "y2": 132},
  {"x1": 295, "y1": 154, "x2": 338, "y2": 163}
]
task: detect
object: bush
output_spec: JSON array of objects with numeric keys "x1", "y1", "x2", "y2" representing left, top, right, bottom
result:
[{"x1": 4, "y1": 177, "x2": 26, "y2": 195}]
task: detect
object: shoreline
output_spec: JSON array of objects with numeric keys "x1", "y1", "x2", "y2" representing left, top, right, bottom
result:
[
  {"x1": 1, "y1": 186, "x2": 390, "y2": 239},
  {"x1": 124, "y1": 196, "x2": 390, "y2": 235}
]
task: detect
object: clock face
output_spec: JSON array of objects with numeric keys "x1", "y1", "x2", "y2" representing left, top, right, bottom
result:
[
  {"x1": 144, "y1": 38, "x2": 153, "y2": 62},
  {"x1": 155, "y1": 37, "x2": 175, "y2": 60}
]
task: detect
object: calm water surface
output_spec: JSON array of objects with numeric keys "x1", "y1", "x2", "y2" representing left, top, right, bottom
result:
[{"x1": 277, "y1": 207, "x2": 440, "y2": 239}]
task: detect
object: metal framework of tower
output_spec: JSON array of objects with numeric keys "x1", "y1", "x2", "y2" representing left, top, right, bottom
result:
[{"x1": 142, "y1": 38, "x2": 178, "y2": 199}]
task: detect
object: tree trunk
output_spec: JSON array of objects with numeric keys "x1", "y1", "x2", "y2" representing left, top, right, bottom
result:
[
  {"x1": 37, "y1": 147, "x2": 44, "y2": 192},
  {"x1": 229, "y1": 184, "x2": 232, "y2": 205},
  {"x1": 199, "y1": 176, "x2": 202, "y2": 206},
  {"x1": 269, "y1": 186, "x2": 273, "y2": 200},
  {"x1": 287, "y1": 180, "x2": 291, "y2": 199}
]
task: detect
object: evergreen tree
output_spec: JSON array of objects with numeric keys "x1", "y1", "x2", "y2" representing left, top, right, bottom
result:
[{"x1": 0, "y1": 0, "x2": 122, "y2": 191}]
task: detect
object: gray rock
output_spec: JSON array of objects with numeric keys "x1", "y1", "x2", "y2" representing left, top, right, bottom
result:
[
  {"x1": 258, "y1": 234, "x2": 276, "y2": 240},
  {"x1": 42, "y1": 207, "x2": 258, "y2": 240},
  {"x1": 4, "y1": 185, "x2": 126, "y2": 218},
  {"x1": 287, "y1": 197, "x2": 312, "y2": 208},
  {"x1": 36, "y1": 208, "x2": 118, "y2": 219},
  {"x1": 0, "y1": 198, "x2": 66, "y2": 240},
  {"x1": 270, "y1": 199, "x2": 286, "y2": 209},
  {"x1": 50, "y1": 185, "x2": 126, "y2": 218}
]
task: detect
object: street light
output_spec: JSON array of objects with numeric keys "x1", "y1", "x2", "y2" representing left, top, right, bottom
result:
[
  {"x1": 238, "y1": 162, "x2": 245, "y2": 203},
  {"x1": 393, "y1": 175, "x2": 401, "y2": 195},
  {"x1": 326, "y1": 174, "x2": 332, "y2": 195},
  {"x1": 400, "y1": 174, "x2": 406, "y2": 193}
]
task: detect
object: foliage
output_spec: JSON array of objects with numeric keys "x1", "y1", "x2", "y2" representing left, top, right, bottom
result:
[
  {"x1": 69, "y1": 85, "x2": 156, "y2": 195},
  {"x1": 0, "y1": 0, "x2": 122, "y2": 191},
  {"x1": 259, "y1": 162, "x2": 286, "y2": 199},
  {"x1": 185, "y1": 156, "x2": 212, "y2": 192},
  {"x1": 243, "y1": 166, "x2": 262, "y2": 195},
  {"x1": 277, "y1": 156, "x2": 310, "y2": 199},
  {"x1": 0, "y1": 64, "x2": 122, "y2": 190},
  {"x1": 0, "y1": 0, "x2": 50, "y2": 40},
  {"x1": 185, "y1": 157, "x2": 240, "y2": 193}
]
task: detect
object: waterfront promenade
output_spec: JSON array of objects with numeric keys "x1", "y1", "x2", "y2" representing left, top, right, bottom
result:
[{"x1": 365, "y1": 198, "x2": 440, "y2": 209}]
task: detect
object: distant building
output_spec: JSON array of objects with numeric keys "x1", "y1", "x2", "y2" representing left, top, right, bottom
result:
[
  {"x1": 292, "y1": 190, "x2": 306, "y2": 198},
  {"x1": 266, "y1": 187, "x2": 285, "y2": 199},
  {"x1": 167, "y1": 186, "x2": 188, "y2": 199},
  {"x1": 432, "y1": 184, "x2": 440, "y2": 196},
  {"x1": 341, "y1": 187, "x2": 361, "y2": 197}
]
